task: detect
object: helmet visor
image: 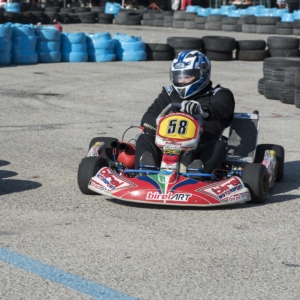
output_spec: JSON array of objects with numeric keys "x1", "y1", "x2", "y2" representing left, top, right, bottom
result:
[{"x1": 170, "y1": 69, "x2": 201, "y2": 87}]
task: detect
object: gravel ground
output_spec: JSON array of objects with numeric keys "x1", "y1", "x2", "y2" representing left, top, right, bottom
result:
[{"x1": 0, "y1": 23, "x2": 299, "y2": 300}]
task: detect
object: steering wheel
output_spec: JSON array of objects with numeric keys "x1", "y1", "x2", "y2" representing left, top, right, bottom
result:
[{"x1": 156, "y1": 102, "x2": 204, "y2": 127}]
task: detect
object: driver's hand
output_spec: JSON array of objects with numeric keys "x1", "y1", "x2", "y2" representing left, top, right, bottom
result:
[{"x1": 180, "y1": 100, "x2": 210, "y2": 119}]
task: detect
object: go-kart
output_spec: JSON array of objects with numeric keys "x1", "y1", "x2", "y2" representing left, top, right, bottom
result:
[{"x1": 77, "y1": 103, "x2": 284, "y2": 206}]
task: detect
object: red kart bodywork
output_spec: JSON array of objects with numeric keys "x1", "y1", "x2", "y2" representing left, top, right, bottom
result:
[{"x1": 88, "y1": 167, "x2": 251, "y2": 206}]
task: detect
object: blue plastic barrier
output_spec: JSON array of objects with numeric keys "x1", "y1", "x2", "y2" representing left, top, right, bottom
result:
[{"x1": 0, "y1": 23, "x2": 12, "y2": 65}]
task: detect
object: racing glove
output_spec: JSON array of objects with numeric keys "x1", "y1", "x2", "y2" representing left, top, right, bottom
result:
[{"x1": 180, "y1": 100, "x2": 210, "y2": 119}]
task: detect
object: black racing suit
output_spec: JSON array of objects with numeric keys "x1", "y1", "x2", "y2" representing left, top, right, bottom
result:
[{"x1": 135, "y1": 81, "x2": 235, "y2": 173}]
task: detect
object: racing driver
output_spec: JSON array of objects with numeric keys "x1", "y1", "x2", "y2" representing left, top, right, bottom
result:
[{"x1": 135, "y1": 50, "x2": 235, "y2": 174}]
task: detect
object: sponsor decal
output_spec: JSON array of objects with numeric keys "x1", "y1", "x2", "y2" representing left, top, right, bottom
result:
[
  {"x1": 198, "y1": 177, "x2": 244, "y2": 200},
  {"x1": 95, "y1": 167, "x2": 135, "y2": 191},
  {"x1": 89, "y1": 180, "x2": 107, "y2": 192},
  {"x1": 228, "y1": 192, "x2": 249, "y2": 202},
  {"x1": 165, "y1": 85, "x2": 173, "y2": 96},
  {"x1": 239, "y1": 113, "x2": 252, "y2": 118},
  {"x1": 146, "y1": 191, "x2": 191, "y2": 202},
  {"x1": 158, "y1": 169, "x2": 178, "y2": 184},
  {"x1": 87, "y1": 142, "x2": 104, "y2": 157}
]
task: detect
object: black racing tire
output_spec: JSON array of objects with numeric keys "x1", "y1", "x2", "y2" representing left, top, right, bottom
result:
[
  {"x1": 276, "y1": 28, "x2": 294, "y2": 35},
  {"x1": 276, "y1": 21, "x2": 293, "y2": 28},
  {"x1": 256, "y1": 25, "x2": 276, "y2": 34},
  {"x1": 293, "y1": 28, "x2": 300, "y2": 35},
  {"x1": 254, "y1": 144, "x2": 285, "y2": 181},
  {"x1": 205, "y1": 50, "x2": 232, "y2": 61},
  {"x1": 98, "y1": 18, "x2": 113, "y2": 24},
  {"x1": 295, "y1": 88, "x2": 300, "y2": 108},
  {"x1": 195, "y1": 16, "x2": 207, "y2": 24},
  {"x1": 242, "y1": 163, "x2": 269, "y2": 203},
  {"x1": 98, "y1": 12, "x2": 114, "y2": 20},
  {"x1": 127, "y1": 12, "x2": 143, "y2": 21},
  {"x1": 185, "y1": 12, "x2": 197, "y2": 21},
  {"x1": 207, "y1": 14, "x2": 223, "y2": 22},
  {"x1": 126, "y1": 19, "x2": 141, "y2": 25},
  {"x1": 173, "y1": 20, "x2": 185, "y2": 28},
  {"x1": 184, "y1": 21, "x2": 196, "y2": 29},
  {"x1": 196, "y1": 23, "x2": 206, "y2": 30},
  {"x1": 154, "y1": 19, "x2": 164, "y2": 27},
  {"x1": 146, "y1": 43, "x2": 170, "y2": 52},
  {"x1": 269, "y1": 49, "x2": 300, "y2": 57},
  {"x1": 256, "y1": 16, "x2": 281, "y2": 25},
  {"x1": 284, "y1": 68, "x2": 296, "y2": 86},
  {"x1": 264, "y1": 80, "x2": 284, "y2": 100},
  {"x1": 243, "y1": 15, "x2": 256, "y2": 24},
  {"x1": 263, "y1": 57, "x2": 300, "y2": 79},
  {"x1": 222, "y1": 17, "x2": 237, "y2": 25},
  {"x1": 234, "y1": 24, "x2": 243, "y2": 32},
  {"x1": 164, "y1": 21, "x2": 173, "y2": 27},
  {"x1": 236, "y1": 40, "x2": 266, "y2": 50},
  {"x1": 236, "y1": 50, "x2": 269, "y2": 61},
  {"x1": 173, "y1": 11, "x2": 187, "y2": 20},
  {"x1": 205, "y1": 22, "x2": 222, "y2": 30},
  {"x1": 267, "y1": 36, "x2": 300, "y2": 49},
  {"x1": 293, "y1": 19, "x2": 300, "y2": 28},
  {"x1": 77, "y1": 157, "x2": 109, "y2": 195},
  {"x1": 242, "y1": 24, "x2": 257, "y2": 33},
  {"x1": 202, "y1": 36, "x2": 236, "y2": 52},
  {"x1": 279, "y1": 89, "x2": 295, "y2": 105},
  {"x1": 271, "y1": 68, "x2": 286, "y2": 82},
  {"x1": 258, "y1": 77, "x2": 266, "y2": 95},
  {"x1": 147, "y1": 51, "x2": 172, "y2": 60},
  {"x1": 164, "y1": 15, "x2": 173, "y2": 22},
  {"x1": 222, "y1": 24, "x2": 236, "y2": 31},
  {"x1": 167, "y1": 37, "x2": 203, "y2": 49}
]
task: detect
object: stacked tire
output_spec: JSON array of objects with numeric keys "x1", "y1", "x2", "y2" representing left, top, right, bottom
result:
[
  {"x1": 293, "y1": 19, "x2": 300, "y2": 35},
  {"x1": 195, "y1": 16, "x2": 207, "y2": 30},
  {"x1": 115, "y1": 9, "x2": 142, "y2": 25},
  {"x1": 256, "y1": 16, "x2": 280, "y2": 34},
  {"x1": 205, "y1": 15, "x2": 223, "y2": 31},
  {"x1": 267, "y1": 36, "x2": 300, "y2": 58},
  {"x1": 222, "y1": 16, "x2": 238, "y2": 32},
  {"x1": 202, "y1": 36, "x2": 235, "y2": 61},
  {"x1": 276, "y1": 20, "x2": 294, "y2": 35},
  {"x1": 167, "y1": 36, "x2": 203, "y2": 59},
  {"x1": 295, "y1": 68, "x2": 300, "y2": 108},
  {"x1": 258, "y1": 57, "x2": 300, "y2": 108},
  {"x1": 236, "y1": 39, "x2": 269, "y2": 61},
  {"x1": 242, "y1": 15, "x2": 256, "y2": 33},
  {"x1": 146, "y1": 43, "x2": 172, "y2": 61},
  {"x1": 184, "y1": 12, "x2": 197, "y2": 29},
  {"x1": 173, "y1": 11, "x2": 187, "y2": 28},
  {"x1": 97, "y1": 13, "x2": 114, "y2": 24}
]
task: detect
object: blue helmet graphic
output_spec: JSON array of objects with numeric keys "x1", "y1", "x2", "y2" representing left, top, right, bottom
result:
[{"x1": 170, "y1": 50, "x2": 211, "y2": 99}]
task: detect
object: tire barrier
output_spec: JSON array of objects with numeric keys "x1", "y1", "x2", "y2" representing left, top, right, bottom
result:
[
  {"x1": 167, "y1": 36, "x2": 203, "y2": 59},
  {"x1": 113, "y1": 33, "x2": 146, "y2": 61},
  {"x1": 86, "y1": 32, "x2": 116, "y2": 62},
  {"x1": 61, "y1": 32, "x2": 88, "y2": 62},
  {"x1": 11, "y1": 23, "x2": 37, "y2": 64},
  {"x1": 258, "y1": 60, "x2": 300, "y2": 109},
  {"x1": 35, "y1": 25, "x2": 61, "y2": 63}
]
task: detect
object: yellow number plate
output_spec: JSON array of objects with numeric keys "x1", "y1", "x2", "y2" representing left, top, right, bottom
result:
[{"x1": 158, "y1": 115, "x2": 196, "y2": 139}]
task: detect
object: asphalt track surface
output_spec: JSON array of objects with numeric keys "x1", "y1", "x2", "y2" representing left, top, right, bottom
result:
[{"x1": 0, "y1": 23, "x2": 300, "y2": 300}]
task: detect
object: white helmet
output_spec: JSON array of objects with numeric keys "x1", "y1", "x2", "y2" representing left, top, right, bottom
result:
[{"x1": 170, "y1": 50, "x2": 211, "y2": 99}]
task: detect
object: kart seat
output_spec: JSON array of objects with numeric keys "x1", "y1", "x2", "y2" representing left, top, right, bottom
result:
[{"x1": 225, "y1": 112, "x2": 259, "y2": 164}]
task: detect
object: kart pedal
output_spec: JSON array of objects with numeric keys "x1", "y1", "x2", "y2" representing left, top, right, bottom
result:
[
  {"x1": 186, "y1": 159, "x2": 204, "y2": 172},
  {"x1": 139, "y1": 151, "x2": 157, "y2": 175}
]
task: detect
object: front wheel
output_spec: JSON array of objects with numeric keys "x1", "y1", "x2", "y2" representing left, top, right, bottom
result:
[
  {"x1": 242, "y1": 163, "x2": 269, "y2": 204},
  {"x1": 77, "y1": 157, "x2": 108, "y2": 195}
]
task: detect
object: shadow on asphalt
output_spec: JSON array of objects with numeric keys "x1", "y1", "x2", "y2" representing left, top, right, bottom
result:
[
  {"x1": 106, "y1": 160, "x2": 300, "y2": 210},
  {"x1": 0, "y1": 160, "x2": 42, "y2": 196}
]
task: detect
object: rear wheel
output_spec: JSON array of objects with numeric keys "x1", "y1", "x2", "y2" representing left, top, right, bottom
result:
[
  {"x1": 242, "y1": 163, "x2": 269, "y2": 203},
  {"x1": 255, "y1": 144, "x2": 285, "y2": 181},
  {"x1": 77, "y1": 157, "x2": 108, "y2": 195}
]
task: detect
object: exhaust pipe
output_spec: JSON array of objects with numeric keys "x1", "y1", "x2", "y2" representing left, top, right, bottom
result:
[
  {"x1": 118, "y1": 143, "x2": 128, "y2": 152},
  {"x1": 111, "y1": 141, "x2": 119, "y2": 149}
]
